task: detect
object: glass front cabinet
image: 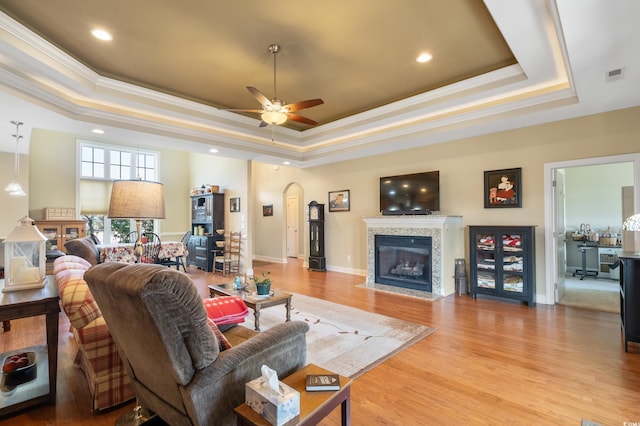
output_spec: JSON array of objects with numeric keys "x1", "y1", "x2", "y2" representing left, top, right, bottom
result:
[
  {"x1": 469, "y1": 225, "x2": 536, "y2": 307},
  {"x1": 34, "y1": 220, "x2": 87, "y2": 253}
]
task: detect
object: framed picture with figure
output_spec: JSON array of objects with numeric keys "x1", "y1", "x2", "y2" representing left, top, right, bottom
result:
[
  {"x1": 328, "y1": 190, "x2": 350, "y2": 212},
  {"x1": 484, "y1": 168, "x2": 522, "y2": 208}
]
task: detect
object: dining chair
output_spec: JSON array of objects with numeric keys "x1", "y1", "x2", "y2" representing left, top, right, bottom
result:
[
  {"x1": 140, "y1": 232, "x2": 161, "y2": 264},
  {"x1": 159, "y1": 230, "x2": 191, "y2": 272},
  {"x1": 125, "y1": 231, "x2": 138, "y2": 244},
  {"x1": 213, "y1": 231, "x2": 241, "y2": 276}
]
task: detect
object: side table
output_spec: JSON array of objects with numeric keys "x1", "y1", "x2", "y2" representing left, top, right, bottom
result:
[
  {"x1": 0, "y1": 275, "x2": 60, "y2": 417},
  {"x1": 235, "y1": 363, "x2": 351, "y2": 426}
]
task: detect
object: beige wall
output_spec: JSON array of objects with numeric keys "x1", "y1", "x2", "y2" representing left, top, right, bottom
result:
[
  {"x1": 249, "y1": 107, "x2": 640, "y2": 299},
  {"x1": 28, "y1": 129, "x2": 78, "y2": 221}
]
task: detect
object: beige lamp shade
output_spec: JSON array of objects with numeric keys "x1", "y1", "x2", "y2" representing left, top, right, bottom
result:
[{"x1": 108, "y1": 180, "x2": 166, "y2": 220}]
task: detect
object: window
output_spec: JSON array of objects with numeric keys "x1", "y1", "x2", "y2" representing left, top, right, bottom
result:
[
  {"x1": 78, "y1": 141, "x2": 160, "y2": 243},
  {"x1": 110, "y1": 150, "x2": 132, "y2": 180},
  {"x1": 81, "y1": 146, "x2": 105, "y2": 178}
]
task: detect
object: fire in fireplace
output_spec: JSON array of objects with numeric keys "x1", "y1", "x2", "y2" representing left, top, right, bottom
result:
[{"x1": 375, "y1": 235, "x2": 432, "y2": 291}]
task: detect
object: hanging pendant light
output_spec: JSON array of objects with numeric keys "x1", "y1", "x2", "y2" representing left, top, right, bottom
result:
[{"x1": 4, "y1": 121, "x2": 26, "y2": 197}]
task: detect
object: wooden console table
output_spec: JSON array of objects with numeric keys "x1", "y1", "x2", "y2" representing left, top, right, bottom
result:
[
  {"x1": 209, "y1": 283, "x2": 292, "y2": 331},
  {"x1": 0, "y1": 275, "x2": 60, "y2": 417},
  {"x1": 235, "y1": 363, "x2": 351, "y2": 426}
]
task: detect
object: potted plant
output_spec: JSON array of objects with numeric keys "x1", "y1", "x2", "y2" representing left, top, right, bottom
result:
[{"x1": 252, "y1": 272, "x2": 272, "y2": 295}]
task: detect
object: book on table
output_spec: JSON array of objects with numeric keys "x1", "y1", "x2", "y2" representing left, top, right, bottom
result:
[{"x1": 305, "y1": 374, "x2": 340, "y2": 391}]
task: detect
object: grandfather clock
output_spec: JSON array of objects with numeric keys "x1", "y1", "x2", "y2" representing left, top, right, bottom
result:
[{"x1": 308, "y1": 201, "x2": 326, "y2": 271}]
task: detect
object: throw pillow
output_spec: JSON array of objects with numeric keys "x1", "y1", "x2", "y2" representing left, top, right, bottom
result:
[
  {"x1": 206, "y1": 318, "x2": 232, "y2": 351},
  {"x1": 64, "y1": 237, "x2": 100, "y2": 265}
]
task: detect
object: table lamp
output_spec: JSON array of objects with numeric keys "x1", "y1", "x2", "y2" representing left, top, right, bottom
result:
[
  {"x1": 108, "y1": 180, "x2": 165, "y2": 263},
  {"x1": 2, "y1": 216, "x2": 47, "y2": 292},
  {"x1": 622, "y1": 213, "x2": 640, "y2": 253}
]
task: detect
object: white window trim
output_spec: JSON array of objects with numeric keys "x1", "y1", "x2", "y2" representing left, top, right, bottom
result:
[{"x1": 75, "y1": 140, "x2": 162, "y2": 243}]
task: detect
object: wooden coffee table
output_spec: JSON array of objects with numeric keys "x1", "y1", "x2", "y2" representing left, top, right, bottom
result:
[
  {"x1": 208, "y1": 283, "x2": 292, "y2": 331},
  {"x1": 234, "y1": 363, "x2": 351, "y2": 426}
]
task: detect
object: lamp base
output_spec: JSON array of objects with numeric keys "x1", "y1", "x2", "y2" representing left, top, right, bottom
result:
[{"x1": 115, "y1": 405, "x2": 161, "y2": 426}]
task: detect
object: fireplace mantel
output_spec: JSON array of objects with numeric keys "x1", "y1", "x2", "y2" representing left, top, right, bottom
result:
[{"x1": 363, "y1": 215, "x2": 464, "y2": 298}]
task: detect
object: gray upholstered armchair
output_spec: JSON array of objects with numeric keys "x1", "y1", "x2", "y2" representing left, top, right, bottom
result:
[{"x1": 84, "y1": 262, "x2": 309, "y2": 426}]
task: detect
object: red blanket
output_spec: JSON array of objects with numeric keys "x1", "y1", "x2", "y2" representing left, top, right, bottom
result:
[{"x1": 203, "y1": 296, "x2": 249, "y2": 325}]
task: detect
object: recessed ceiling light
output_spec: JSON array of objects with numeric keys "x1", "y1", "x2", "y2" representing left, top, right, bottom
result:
[
  {"x1": 283, "y1": 161, "x2": 290, "y2": 165},
  {"x1": 209, "y1": 148, "x2": 219, "y2": 154},
  {"x1": 91, "y1": 29, "x2": 112, "y2": 41},
  {"x1": 416, "y1": 53, "x2": 433, "y2": 63},
  {"x1": 91, "y1": 128, "x2": 104, "y2": 134}
]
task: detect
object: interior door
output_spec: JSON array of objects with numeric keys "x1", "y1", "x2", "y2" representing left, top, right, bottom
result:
[
  {"x1": 554, "y1": 169, "x2": 567, "y2": 302},
  {"x1": 286, "y1": 196, "x2": 299, "y2": 258}
]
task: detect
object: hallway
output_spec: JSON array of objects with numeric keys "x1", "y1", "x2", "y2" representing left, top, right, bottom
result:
[{"x1": 558, "y1": 275, "x2": 619, "y2": 313}]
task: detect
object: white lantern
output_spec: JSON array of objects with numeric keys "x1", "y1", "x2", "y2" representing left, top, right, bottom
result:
[{"x1": 2, "y1": 216, "x2": 46, "y2": 292}]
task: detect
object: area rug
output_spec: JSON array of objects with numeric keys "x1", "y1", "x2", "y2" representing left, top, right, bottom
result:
[{"x1": 240, "y1": 293, "x2": 436, "y2": 378}]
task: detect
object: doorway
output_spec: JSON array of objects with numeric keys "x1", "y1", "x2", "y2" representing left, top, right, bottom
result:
[
  {"x1": 283, "y1": 182, "x2": 304, "y2": 262},
  {"x1": 544, "y1": 153, "x2": 640, "y2": 309}
]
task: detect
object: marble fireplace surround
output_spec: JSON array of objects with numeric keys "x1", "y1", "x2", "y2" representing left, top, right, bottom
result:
[{"x1": 363, "y1": 216, "x2": 463, "y2": 299}]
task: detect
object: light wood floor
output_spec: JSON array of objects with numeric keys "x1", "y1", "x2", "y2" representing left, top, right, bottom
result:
[{"x1": 2, "y1": 259, "x2": 640, "y2": 425}]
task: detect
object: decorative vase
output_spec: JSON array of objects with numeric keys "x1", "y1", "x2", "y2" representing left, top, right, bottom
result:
[{"x1": 256, "y1": 283, "x2": 271, "y2": 295}]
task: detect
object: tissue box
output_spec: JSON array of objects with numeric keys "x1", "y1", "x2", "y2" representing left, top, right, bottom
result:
[{"x1": 245, "y1": 377, "x2": 300, "y2": 426}]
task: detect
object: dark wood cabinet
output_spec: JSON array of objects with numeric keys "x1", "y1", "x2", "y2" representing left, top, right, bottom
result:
[
  {"x1": 619, "y1": 253, "x2": 640, "y2": 352},
  {"x1": 187, "y1": 193, "x2": 224, "y2": 271},
  {"x1": 469, "y1": 225, "x2": 536, "y2": 307}
]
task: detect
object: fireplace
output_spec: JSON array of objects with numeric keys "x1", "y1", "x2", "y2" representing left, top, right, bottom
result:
[
  {"x1": 375, "y1": 235, "x2": 432, "y2": 291},
  {"x1": 362, "y1": 215, "x2": 463, "y2": 298}
]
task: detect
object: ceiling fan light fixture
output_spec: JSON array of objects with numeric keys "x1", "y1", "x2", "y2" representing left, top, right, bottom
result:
[{"x1": 261, "y1": 111, "x2": 287, "y2": 125}]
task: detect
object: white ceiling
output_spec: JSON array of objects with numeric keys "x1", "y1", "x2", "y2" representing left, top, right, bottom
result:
[{"x1": 0, "y1": 0, "x2": 639, "y2": 168}]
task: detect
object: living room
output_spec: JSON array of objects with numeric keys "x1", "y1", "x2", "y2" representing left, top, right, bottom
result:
[{"x1": 1, "y1": 1, "x2": 640, "y2": 424}]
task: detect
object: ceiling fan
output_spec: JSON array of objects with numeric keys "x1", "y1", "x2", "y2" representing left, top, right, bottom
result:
[{"x1": 227, "y1": 44, "x2": 324, "y2": 128}]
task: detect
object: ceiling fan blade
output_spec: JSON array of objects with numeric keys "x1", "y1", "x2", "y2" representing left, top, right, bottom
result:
[
  {"x1": 247, "y1": 86, "x2": 272, "y2": 107},
  {"x1": 287, "y1": 113, "x2": 318, "y2": 126},
  {"x1": 259, "y1": 120, "x2": 269, "y2": 128},
  {"x1": 284, "y1": 98, "x2": 324, "y2": 112}
]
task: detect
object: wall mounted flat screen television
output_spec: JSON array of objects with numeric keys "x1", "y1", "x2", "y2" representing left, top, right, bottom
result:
[{"x1": 380, "y1": 171, "x2": 440, "y2": 215}]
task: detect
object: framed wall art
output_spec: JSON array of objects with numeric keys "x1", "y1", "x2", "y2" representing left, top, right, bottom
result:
[
  {"x1": 262, "y1": 204, "x2": 273, "y2": 216},
  {"x1": 328, "y1": 189, "x2": 350, "y2": 212},
  {"x1": 484, "y1": 168, "x2": 522, "y2": 208},
  {"x1": 230, "y1": 197, "x2": 240, "y2": 212}
]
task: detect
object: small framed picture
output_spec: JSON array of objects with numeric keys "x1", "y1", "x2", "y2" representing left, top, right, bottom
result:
[
  {"x1": 484, "y1": 168, "x2": 522, "y2": 208},
  {"x1": 230, "y1": 197, "x2": 240, "y2": 213},
  {"x1": 328, "y1": 190, "x2": 350, "y2": 212},
  {"x1": 262, "y1": 205, "x2": 273, "y2": 216}
]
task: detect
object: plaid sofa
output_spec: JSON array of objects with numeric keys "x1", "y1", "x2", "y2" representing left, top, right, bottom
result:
[{"x1": 53, "y1": 255, "x2": 135, "y2": 411}]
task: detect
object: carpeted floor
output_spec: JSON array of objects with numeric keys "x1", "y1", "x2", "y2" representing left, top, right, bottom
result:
[
  {"x1": 558, "y1": 276, "x2": 619, "y2": 313},
  {"x1": 240, "y1": 293, "x2": 435, "y2": 378}
]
